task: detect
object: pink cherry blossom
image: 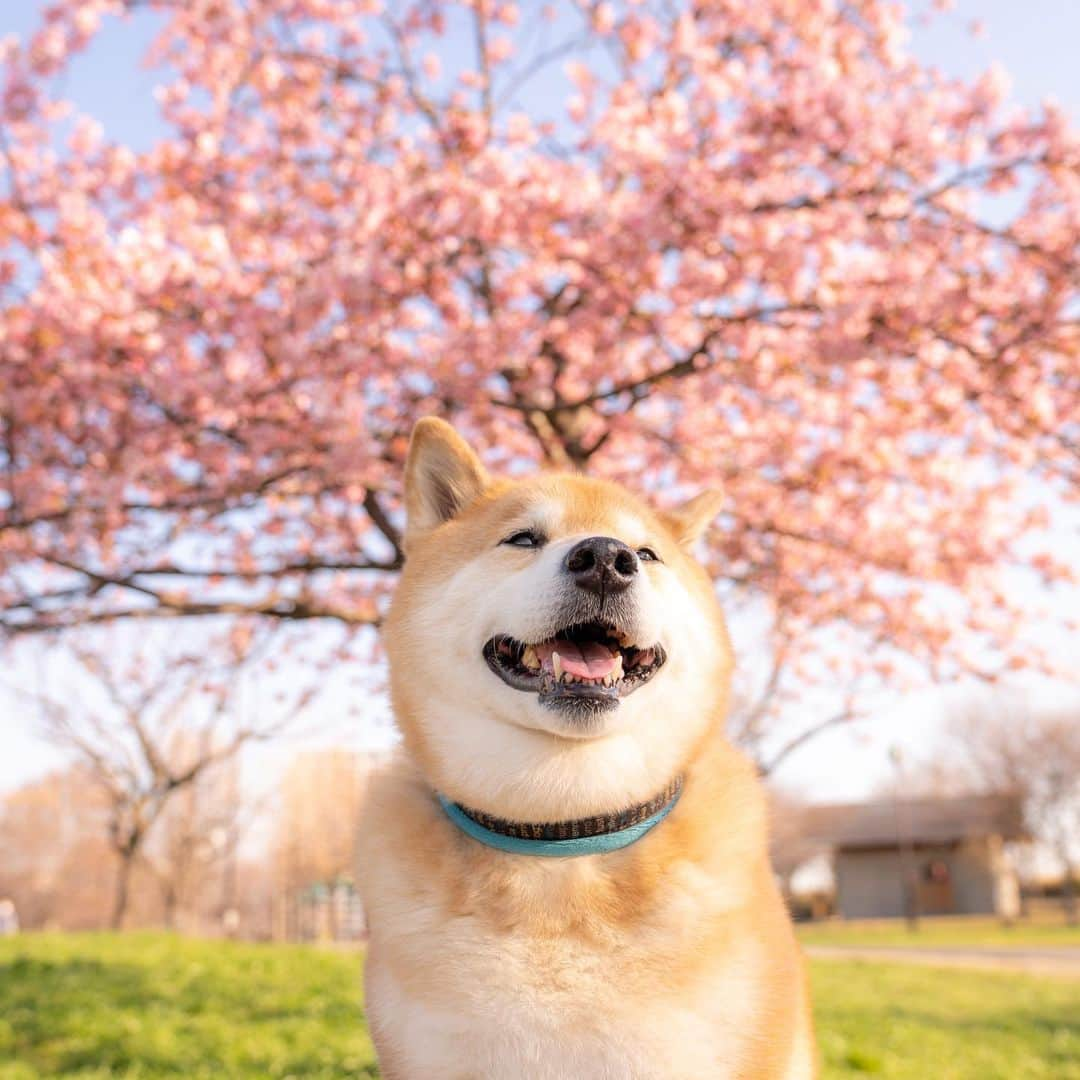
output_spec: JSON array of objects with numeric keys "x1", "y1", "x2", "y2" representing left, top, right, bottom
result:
[{"x1": 0, "y1": 0, "x2": 1076, "y2": 706}]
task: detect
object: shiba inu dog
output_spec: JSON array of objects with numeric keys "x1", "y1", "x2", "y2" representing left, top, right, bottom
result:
[{"x1": 359, "y1": 418, "x2": 816, "y2": 1079}]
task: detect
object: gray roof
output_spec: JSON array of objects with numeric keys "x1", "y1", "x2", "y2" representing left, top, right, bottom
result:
[{"x1": 800, "y1": 793, "x2": 1026, "y2": 849}]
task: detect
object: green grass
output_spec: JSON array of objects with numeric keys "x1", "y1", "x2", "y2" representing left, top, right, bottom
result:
[
  {"x1": 797, "y1": 914, "x2": 1080, "y2": 950},
  {"x1": 1, "y1": 932, "x2": 1077, "y2": 1078},
  {"x1": 0, "y1": 934, "x2": 377, "y2": 1079},
  {"x1": 813, "y1": 957, "x2": 1079, "y2": 1078}
]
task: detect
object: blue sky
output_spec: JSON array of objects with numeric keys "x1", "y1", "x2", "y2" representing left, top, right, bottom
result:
[
  {"x1": 1, "y1": 1, "x2": 1078, "y2": 151},
  {"x1": 1, "y1": 1, "x2": 1078, "y2": 800}
]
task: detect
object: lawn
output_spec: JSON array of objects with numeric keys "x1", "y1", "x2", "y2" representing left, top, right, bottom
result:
[
  {"x1": 1, "y1": 932, "x2": 1077, "y2": 1078},
  {"x1": 797, "y1": 913, "x2": 1080, "y2": 950},
  {"x1": 813, "y1": 956, "x2": 1078, "y2": 1078},
  {"x1": 0, "y1": 934, "x2": 377, "y2": 1080}
]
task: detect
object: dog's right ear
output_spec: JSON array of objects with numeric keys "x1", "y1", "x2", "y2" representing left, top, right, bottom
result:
[
  {"x1": 403, "y1": 417, "x2": 490, "y2": 544},
  {"x1": 660, "y1": 489, "x2": 725, "y2": 548}
]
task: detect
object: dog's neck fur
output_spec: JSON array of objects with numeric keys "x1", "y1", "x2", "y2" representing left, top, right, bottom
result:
[{"x1": 401, "y1": 695, "x2": 721, "y2": 826}]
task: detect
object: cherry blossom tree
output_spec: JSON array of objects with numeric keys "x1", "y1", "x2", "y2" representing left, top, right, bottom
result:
[{"x1": 1, "y1": 2, "x2": 1077, "y2": 754}]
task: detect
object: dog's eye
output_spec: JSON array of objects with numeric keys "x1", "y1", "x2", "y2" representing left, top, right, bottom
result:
[
  {"x1": 637, "y1": 547, "x2": 660, "y2": 562},
  {"x1": 502, "y1": 530, "x2": 544, "y2": 549}
]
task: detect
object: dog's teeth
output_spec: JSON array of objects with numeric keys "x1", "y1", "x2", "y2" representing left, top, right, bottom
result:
[
  {"x1": 611, "y1": 655, "x2": 623, "y2": 681},
  {"x1": 521, "y1": 645, "x2": 540, "y2": 670},
  {"x1": 552, "y1": 652, "x2": 563, "y2": 680}
]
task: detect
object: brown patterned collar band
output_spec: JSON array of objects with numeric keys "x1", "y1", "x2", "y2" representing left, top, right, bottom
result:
[{"x1": 436, "y1": 774, "x2": 685, "y2": 858}]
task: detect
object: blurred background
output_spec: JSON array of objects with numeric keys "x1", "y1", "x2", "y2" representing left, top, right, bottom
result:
[{"x1": 0, "y1": 1, "x2": 1077, "y2": 1077}]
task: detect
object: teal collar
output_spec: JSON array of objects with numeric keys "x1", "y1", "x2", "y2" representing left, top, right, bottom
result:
[{"x1": 436, "y1": 775, "x2": 684, "y2": 858}]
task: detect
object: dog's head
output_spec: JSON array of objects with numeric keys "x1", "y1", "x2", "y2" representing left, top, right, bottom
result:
[{"x1": 385, "y1": 418, "x2": 734, "y2": 819}]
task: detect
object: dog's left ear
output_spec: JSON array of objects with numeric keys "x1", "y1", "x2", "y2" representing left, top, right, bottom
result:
[
  {"x1": 403, "y1": 417, "x2": 490, "y2": 544},
  {"x1": 660, "y1": 490, "x2": 725, "y2": 548}
]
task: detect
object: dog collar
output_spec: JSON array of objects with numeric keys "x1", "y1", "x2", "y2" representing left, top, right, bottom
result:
[{"x1": 436, "y1": 774, "x2": 684, "y2": 858}]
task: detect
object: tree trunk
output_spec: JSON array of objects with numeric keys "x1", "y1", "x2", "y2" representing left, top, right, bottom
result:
[
  {"x1": 1061, "y1": 856, "x2": 1078, "y2": 926},
  {"x1": 111, "y1": 854, "x2": 134, "y2": 930},
  {"x1": 162, "y1": 884, "x2": 178, "y2": 930}
]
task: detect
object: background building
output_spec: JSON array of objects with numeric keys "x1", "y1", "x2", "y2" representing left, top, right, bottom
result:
[{"x1": 802, "y1": 794, "x2": 1026, "y2": 920}]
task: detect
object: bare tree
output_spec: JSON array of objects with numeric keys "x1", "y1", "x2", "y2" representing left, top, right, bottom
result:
[
  {"x1": 272, "y1": 749, "x2": 386, "y2": 940},
  {"x1": 0, "y1": 765, "x2": 116, "y2": 929},
  {"x1": 950, "y1": 696, "x2": 1080, "y2": 924},
  {"x1": 145, "y1": 745, "x2": 239, "y2": 930},
  {"x1": 9, "y1": 623, "x2": 315, "y2": 928},
  {"x1": 274, "y1": 751, "x2": 371, "y2": 887},
  {"x1": 767, "y1": 789, "x2": 823, "y2": 891},
  {"x1": 726, "y1": 604, "x2": 878, "y2": 776}
]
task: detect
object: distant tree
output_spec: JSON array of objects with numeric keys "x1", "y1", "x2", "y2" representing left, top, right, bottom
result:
[
  {"x1": 274, "y1": 749, "x2": 381, "y2": 936},
  {"x1": 726, "y1": 605, "x2": 882, "y2": 772},
  {"x1": 950, "y1": 697, "x2": 1080, "y2": 923},
  {"x1": 767, "y1": 788, "x2": 824, "y2": 896},
  {"x1": 0, "y1": 765, "x2": 116, "y2": 929},
  {"x1": 1, "y1": 2, "x2": 1077, "y2": 761},
  {"x1": 145, "y1": 745, "x2": 242, "y2": 931},
  {"x1": 13, "y1": 625, "x2": 313, "y2": 928}
]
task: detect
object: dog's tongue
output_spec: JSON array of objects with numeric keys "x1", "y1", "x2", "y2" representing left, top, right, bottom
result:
[{"x1": 535, "y1": 639, "x2": 618, "y2": 679}]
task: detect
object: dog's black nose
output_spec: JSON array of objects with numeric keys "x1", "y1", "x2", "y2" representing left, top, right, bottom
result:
[{"x1": 564, "y1": 536, "x2": 638, "y2": 596}]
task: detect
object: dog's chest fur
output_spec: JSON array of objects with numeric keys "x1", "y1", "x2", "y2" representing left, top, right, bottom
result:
[
  {"x1": 367, "y1": 932, "x2": 757, "y2": 1080},
  {"x1": 359, "y1": 762, "x2": 811, "y2": 1080}
]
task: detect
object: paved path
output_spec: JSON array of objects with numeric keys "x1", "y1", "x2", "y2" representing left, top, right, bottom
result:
[{"x1": 805, "y1": 944, "x2": 1080, "y2": 977}]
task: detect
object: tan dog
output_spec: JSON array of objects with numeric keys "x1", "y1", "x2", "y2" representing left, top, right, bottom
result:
[{"x1": 359, "y1": 418, "x2": 816, "y2": 1079}]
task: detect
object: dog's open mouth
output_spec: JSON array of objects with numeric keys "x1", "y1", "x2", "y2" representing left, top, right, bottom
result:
[{"x1": 483, "y1": 620, "x2": 666, "y2": 709}]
